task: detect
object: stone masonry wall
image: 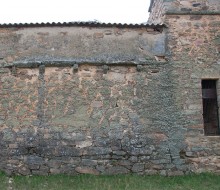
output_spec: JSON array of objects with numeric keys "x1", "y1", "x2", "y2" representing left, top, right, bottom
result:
[
  {"x1": 0, "y1": 4, "x2": 220, "y2": 175},
  {"x1": 0, "y1": 63, "x2": 190, "y2": 176},
  {"x1": 148, "y1": 0, "x2": 220, "y2": 24},
  {"x1": 165, "y1": 14, "x2": 220, "y2": 173},
  {"x1": 164, "y1": 0, "x2": 220, "y2": 12},
  {"x1": 0, "y1": 26, "x2": 165, "y2": 65},
  {"x1": 0, "y1": 25, "x2": 193, "y2": 176},
  {"x1": 149, "y1": 0, "x2": 220, "y2": 173},
  {"x1": 148, "y1": 0, "x2": 165, "y2": 24}
]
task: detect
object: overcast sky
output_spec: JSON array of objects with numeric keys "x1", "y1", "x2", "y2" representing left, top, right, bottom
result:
[{"x1": 0, "y1": 0, "x2": 150, "y2": 24}]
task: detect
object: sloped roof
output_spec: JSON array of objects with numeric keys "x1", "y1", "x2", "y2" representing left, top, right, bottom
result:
[{"x1": 0, "y1": 21, "x2": 164, "y2": 28}]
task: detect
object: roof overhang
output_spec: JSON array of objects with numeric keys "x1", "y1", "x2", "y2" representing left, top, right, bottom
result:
[{"x1": 0, "y1": 21, "x2": 165, "y2": 29}]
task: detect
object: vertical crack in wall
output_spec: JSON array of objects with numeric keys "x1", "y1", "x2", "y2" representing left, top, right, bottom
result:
[{"x1": 37, "y1": 65, "x2": 46, "y2": 127}]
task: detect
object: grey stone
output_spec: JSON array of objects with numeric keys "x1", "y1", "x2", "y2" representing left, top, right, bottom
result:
[
  {"x1": 129, "y1": 156, "x2": 138, "y2": 162},
  {"x1": 151, "y1": 159, "x2": 171, "y2": 164},
  {"x1": 160, "y1": 170, "x2": 167, "y2": 176},
  {"x1": 81, "y1": 159, "x2": 97, "y2": 166},
  {"x1": 105, "y1": 166, "x2": 130, "y2": 175},
  {"x1": 18, "y1": 167, "x2": 31, "y2": 175},
  {"x1": 26, "y1": 156, "x2": 44, "y2": 165},
  {"x1": 47, "y1": 160, "x2": 62, "y2": 168},
  {"x1": 185, "y1": 151, "x2": 194, "y2": 157},
  {"x1": 32, "y1": 170, "x2": 48, "y2": 175},
  {"x1": 50, "y1": 168, "x2": 61, "y2": 174},
  {"x1": 113, "y1": 151, "x2": 127, "y2": 156},
  {"x1": 132, "y1": 163, "x2": 145, "y2": 172},
  {"x1": 130, "y1": 147, "x2": 153, "y2": 156},
  {"x1": 167, "y1": 171, "x2": 184, "y2": 176},
  {"x1": 75, "y1": 167, "x2": 99, "y2": 175},
  {"x1": 145, "y1": 170, "x2": 158, "y2": 175},
  {"x1": 84, "y1": 147, "x2": 112, "y2": 156},
  {"x1": 96, "y1": 165, "x2": 105, "y2": 172},
  {"x1": 55, "y1": 147, "x2": 82, "y2": 157}
]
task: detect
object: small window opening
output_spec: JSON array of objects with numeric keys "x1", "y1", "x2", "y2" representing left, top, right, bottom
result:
[{"x1": 202, "y1": 80, "x2": 219, "y2": 136}]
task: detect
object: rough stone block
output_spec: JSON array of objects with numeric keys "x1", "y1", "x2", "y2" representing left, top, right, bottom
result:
[
  {"x1": 167, "y1": 171, "x2": 184, "y2": 176},
  {"x1": 105, "y1": 166, "x2": 130, "y2": 175},
  {"x1": 81, "y1": 159, "x2": 97, "y2": 166},
  {"x1": 132, "y1": 163, "x2": 145, "y2": 172},
  {"x1": 18, "y1": 167, "x2": 31, "y2": 175},
  {"x1": 75, "y1": 167, "x2": 99, "y2": 175}
]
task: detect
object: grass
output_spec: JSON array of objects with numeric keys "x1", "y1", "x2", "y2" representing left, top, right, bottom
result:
[{"x1": 0, "y1": 171, "x2": 220, "y2": 190}]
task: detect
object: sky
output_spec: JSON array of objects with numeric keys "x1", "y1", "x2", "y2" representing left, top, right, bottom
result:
[{"x1": 0, "y1": 0, "x2": 150, "y2": 24}]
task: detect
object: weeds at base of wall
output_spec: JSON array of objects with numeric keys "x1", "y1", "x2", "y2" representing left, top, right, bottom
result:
[{"x1": 0, "y1": 171, "x2": 220, "y2": 190}]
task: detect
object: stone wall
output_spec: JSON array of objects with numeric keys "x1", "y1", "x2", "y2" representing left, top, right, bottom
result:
[
  {"x1": 148, "y1": 0, "x2": 220, "y2": 23},
  {"x1": 0, "y1": 25, "x2": 191, "y2": 176},
  {"x1": 148, "y1": 0, "x2": 165, "y2": 24},
  {"x1": 165, "y1": 13, "x2": 220, "y2": 173},
  {"x1": 0, "y1": 26, "x2": 165, "y2": 65},
  {"x1": 149, "y1": 0, "x2": 220, "y2": 174},
  {"x1": 0, "y1": 0, "x2": 220, "y2": 175},
  {"x1": 163, "y1": 0, "x2": 220, "y2": 12},
  {"x1": 0, "y1": 62, "x2": 191, "y2": 176}
]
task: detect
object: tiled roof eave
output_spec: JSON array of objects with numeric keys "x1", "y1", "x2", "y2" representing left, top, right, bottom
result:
[{"x1": 0, "y1": 21, "x2": 165, "y2": 28}]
